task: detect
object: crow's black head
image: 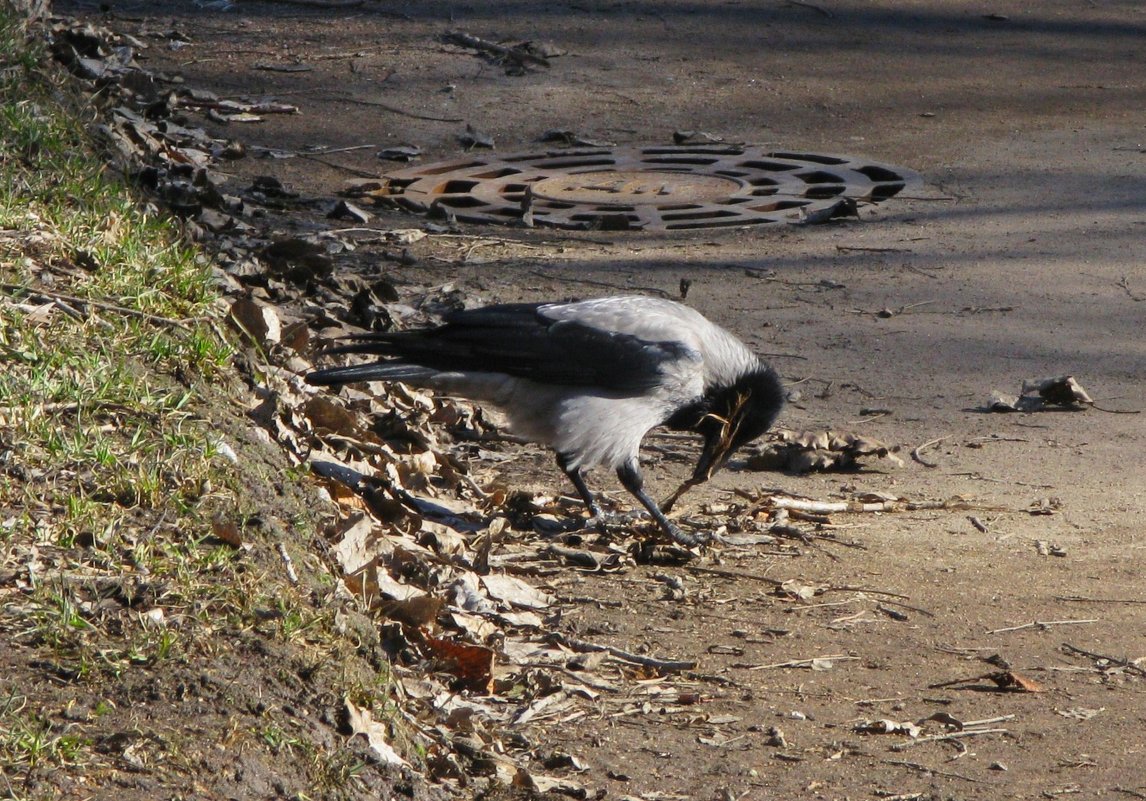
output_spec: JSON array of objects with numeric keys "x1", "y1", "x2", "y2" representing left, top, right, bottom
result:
[{"x1": 689, "y1": 365, "x2": 784, "y2": 484}]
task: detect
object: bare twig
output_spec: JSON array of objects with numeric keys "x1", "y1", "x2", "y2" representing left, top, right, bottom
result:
[
  {"x1": 334, "y1": 94, "x2": 464, "y2": 122},
  {"x1": 784, "y1": 0, "x2": 834, "y2": 17},
  {"x1": 2, "y1": 283, "x2": 199, "y2": 330},
  {"x1": 180, "y1": 98, "x2": 299, "y2": 113},
  {"x1": 988, "y1": 618, "x2": 1097, "y2": 635},
  {"x1": 1091, "y1": 404, "x2": 1141, "y2": 414},
  {"x1": 962, "y1": 714, "x2": 1016, "y2": 727},
  {"x1": 744, "y1": 491, "x2": 994, "y2": 516},
  {"x1": 959, "y1": 305, "x2": 1015, "y2": 314},
  {"x1": 854, "y1": 300, "x2": 937, "y2": 317},
  {"x1": 546, "y1": 632, "x2": 696, "y2": 673},
  {"x1": 683, "y1": 565, "x2": 786, "y2": 588},
  {"x1": 1056, "y1": 595, "x2": 1146, "y2": 605},
  {"x1": 277, "y1": 542, "x2": 299, "y2": 584},
  {"x1": 882, "y1": 759, "x2": 989, "y2": 784},
  {"x1": 889, "y1": 728, "x2": 1009, "y2": 751},
  {"x1": 1117, "y1": 275, "x2": 1145, "y2": 302},
  {"x1": 745, "y1": 655, "x2": 860, "y2": 671},
  {"x1": 966, "y1": 435, "x2": 1029, "y2": 445},
  {"x1": 251, "y1": 144, "x2": 378, "y2": 159},
  {"x1": 443, "y1": 31, "x2": 551, "y2": 67},
  {"x1": 948, "y1": 471, "x2": 1056, "y2": 489},
  {"x1": 848, "y1": 410, "x2": 891, "y2": 424},
  {"x1": 308, "y1": 49, "x2": 380, "y2": 62},
  {"x1": 296, "y1": 153, "x2": 378, "y2": 177},
  {"x1": 868, "y1": 597, "x2": 936, "y2": 619},
  {"x1": 1061, "y1": 642, "x2": 1146, "y2": 677},
  {"x1": 912, "y1": 435, "x2": 949, "y2": 468},
  {"x1": 682, "y1": 566, "x2": 919, "y2": 611},
  {"x1": 836, "y1": 245, "x2": 912, "y2": 253}
]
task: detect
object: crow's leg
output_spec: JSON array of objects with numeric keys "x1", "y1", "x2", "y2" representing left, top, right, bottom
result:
[
  {"x1": 617, "y1": 460, "x2": 709, "y2": 546},
  {"x1": 557, "y1": 454, "x2": 607, "y2": 534}
]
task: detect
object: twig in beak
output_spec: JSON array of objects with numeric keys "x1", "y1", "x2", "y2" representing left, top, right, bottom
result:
[{"x1": 661, "y1": 390, "x2": 752, "y2": 512}]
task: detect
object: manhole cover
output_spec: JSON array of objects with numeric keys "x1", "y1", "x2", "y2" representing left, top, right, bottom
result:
[{"x1": 379, "y1": 145, "x2": 920, "y2": 231}]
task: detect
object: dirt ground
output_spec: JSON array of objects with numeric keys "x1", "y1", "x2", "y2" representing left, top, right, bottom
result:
[{"x1": 55, "y1": 0, "x2": 1146, "y2": 798}]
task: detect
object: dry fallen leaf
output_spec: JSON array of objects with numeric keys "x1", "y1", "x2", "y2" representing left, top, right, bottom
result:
[
  {"x1": 989, "y1": 670, "x2": 1045, "y2": 693},
  {"x1": 746, "y1": 429, "x2": 902, "y2": 473},
  {"x1": 775, "y1": 579, "x2": 824, "y2": 601},
  {"x1": 329, "y1": 512, "x2": 380, "y2": 575},
  {"x1": 345, "y1": 698, "x2": 409, "y2": 766},
  {"x1": 1024, "y1": 375, "x2": 1094, "y2": 407},
  {"x1": 854, "y1": 719, "x2": 921, "y2": 737},
  {"x1": 988, "y1": 375, "x2": 1094, "y2": 412},
  {"x1": 1056, "y1": 707, "x2": 1104, "y2": 721},
  {"x1": 480, "y1": 573, "x2": 555, "y2": 610},
  {"x1": 303, "y1": 396, "x2": 362, "y2": 438},
  {"x1": 210, "y1": 517, "x2": 245, "y2": 549},
  {"x1": 421, "y1": 634, "x2": 496, "y2": 693},
  {"x1": 228, "y1": 297, "x2": 281, "y2": 347},
  {"x1": 378, "y1": 594, "x2": 444, "y2": 628}
]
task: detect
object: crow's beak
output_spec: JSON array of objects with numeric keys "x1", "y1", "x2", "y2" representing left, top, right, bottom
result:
[
  {"x1": 691, "y1": 420, "x2": 735, "y2": 484},
  {"x1": 659, "y1": 418, "x2": 734, "y2": 514},
  {"x1": 661, "y1": 389, "x2": 755, "y2": 514}
]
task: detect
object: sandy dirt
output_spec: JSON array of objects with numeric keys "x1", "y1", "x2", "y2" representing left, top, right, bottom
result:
[{"x1": 57, "y1": 0, "x2": 1146, "y2": 797}]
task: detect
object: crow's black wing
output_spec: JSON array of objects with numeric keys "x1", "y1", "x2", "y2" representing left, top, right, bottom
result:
[{"x1": 324, "y1": 302, "x2": 696, "y2": 393}]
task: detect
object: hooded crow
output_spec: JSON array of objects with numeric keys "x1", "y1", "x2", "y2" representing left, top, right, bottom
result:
[{"x1": 306, "y1": 296, "x2": 783, "y2": 546}]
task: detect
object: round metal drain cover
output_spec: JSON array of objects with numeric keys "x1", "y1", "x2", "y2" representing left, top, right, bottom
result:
[
  {"x1": 530, "y1": 171, "x2": 741, "y2": 207},
  {"x1": 380, "y1": 145, "x2": 920, "y2": 232}
]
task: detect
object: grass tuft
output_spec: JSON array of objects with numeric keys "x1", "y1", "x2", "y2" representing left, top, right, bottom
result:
[
  {"x1": 0, "y1": 7, "x2": 248, "y2": 787},
  {"x1": 0, "y1": 11, "x2": 406, "y2": 799}
]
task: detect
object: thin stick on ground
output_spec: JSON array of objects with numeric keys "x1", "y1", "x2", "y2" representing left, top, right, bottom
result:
[
  {"x1": 296, "y1": 153, "x2": 378, "y2": 177},
  {"x1": 2, "y1": 283, "x2": 198, "y2": 330},
  {"x1": 962, "y1": 714, "x2": 1016, "y2": 727},
  {"x1": 1056, "y1": 595, "x2": 1146, "y2": 605},
  {"x1": 443, "y1": 31, "x2": 551, "y2": 68},
  {"x1": 869, "y1": 597, "x2": 937, "y2": 618},
  {"x1": 837, "y1": 245, "x2": 912, "y2": 253},
  {"x1": 740, "y1": 490, "x2": 1000, "y2": 516},
  {"x1": 988, "y1": 618, "x2": 1098, "y2": 634},
  {"x1": 683, "y1": 565, "x2": 926, "y2": 609},
  {"x1": 745, "y1": 655, "x2": 861, "y2": 671},
  {"x1": 912, "y1": 435, "x2": 949, "y2": 468},
  {"x1": 883, "y1": 759, "x2": 989, "y2": 784},
  {"x1": 334, "y1": 94, "x2": 464, "y2": 123},
  {"x1": 547, "y1": 632, "x2": 696, "y2": 673},
  {"x1": 1061, "y1": 642, "x2": 1146, "y2": 677},
  {"x1": 889, "y1": 728, "x2": 1009, "y2": 751},
  {"x1": 277, "y1": 542, "x2": 299, "y2": 584}
]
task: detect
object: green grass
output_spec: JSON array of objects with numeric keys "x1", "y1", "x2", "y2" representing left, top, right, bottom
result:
[
  {"x1": 0, "y1": 11, "x2": 414, "y2": 798},
  {"x1": 0, "y1": 17, "x2": 232, "y2": 518},
  {"x1": 0, "y1": 694, "x2": 91, "y2": 775},
  {"x1": 0, "y1": 7, "x2": 245, "y2": 781}
]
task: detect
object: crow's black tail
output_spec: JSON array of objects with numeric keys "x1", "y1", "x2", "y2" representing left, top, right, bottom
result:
[{"x1": 305, "y1": 361, "x2": 435, "y2": 387}]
